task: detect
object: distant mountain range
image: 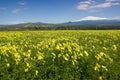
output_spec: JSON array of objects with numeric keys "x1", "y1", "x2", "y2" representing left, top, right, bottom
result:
[
  {"x1": 62, "y1": 20, "x2": 120, "y2": 26},
  {"x1": 0, "y1": 17, "x2": 120, "y2": 30}
]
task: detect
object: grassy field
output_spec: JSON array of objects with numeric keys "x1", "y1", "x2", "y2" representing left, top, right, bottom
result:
[{"x1": 0, "y1": 30, "x2": 120, "y2": 80}]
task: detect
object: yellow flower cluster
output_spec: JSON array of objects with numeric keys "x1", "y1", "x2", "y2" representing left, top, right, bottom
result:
[{"x1": 95, "y1": 52, "x2": 113, "y2": 63}]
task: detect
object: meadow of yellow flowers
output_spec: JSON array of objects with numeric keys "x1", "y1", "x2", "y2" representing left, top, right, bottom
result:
[{"x1": 0, "y1": 30, "x2": 120, "y2": 80}]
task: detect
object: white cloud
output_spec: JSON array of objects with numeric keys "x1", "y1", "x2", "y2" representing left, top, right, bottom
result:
[
  {"x1": 74, "y1": 16, "x2": 109, "y2": 22},
  {"x1": 77, "y1": 0, "x2": 94, "y2": 10},
  {"x1": 106, "y1": 0, "x2": 120, "y2": 2},
  {"x1": 111, "y1": 16, "x2": 120, "y2": 19},
  {"x1": 18, "y1": 2, "x2": 26, "y2": 6},
  {"x1": 77, "y1": 4, "x2": 89, "y2": 10},
  {"x1": 91, "y1": 2, "x2": 112, "y2": 8},
  {"x1": 77, "y1": 0, "x2": 120, "y2": 11},
  {"x1": 12, "y1": 9, "x2": 20, "y2": 14}
]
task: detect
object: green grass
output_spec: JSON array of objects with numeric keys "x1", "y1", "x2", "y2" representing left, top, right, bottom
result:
[{"x1": 0, "y1": 30, "x2": 120, "y2": 80}]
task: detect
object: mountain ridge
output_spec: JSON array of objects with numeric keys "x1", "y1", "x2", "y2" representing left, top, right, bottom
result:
[{"x1": 0, "y1": 19, "x2": 120, "y2": 30}]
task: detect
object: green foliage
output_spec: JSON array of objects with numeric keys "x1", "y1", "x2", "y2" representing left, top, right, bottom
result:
[{"x1": 0, "y1": 30, "x2": 120, "y2": 80}]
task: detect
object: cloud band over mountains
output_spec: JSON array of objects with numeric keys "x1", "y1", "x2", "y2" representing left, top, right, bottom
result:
[{"x1": 77, "y1": 0, "x2": 120, "y2": 10}]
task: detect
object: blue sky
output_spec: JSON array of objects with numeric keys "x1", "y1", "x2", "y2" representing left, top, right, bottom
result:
[{"x1": 0, "y1": 0, "x2": 120, "y2": 24}]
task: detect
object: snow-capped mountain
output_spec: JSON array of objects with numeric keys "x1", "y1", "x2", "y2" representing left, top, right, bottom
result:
[
  {"x1": 63, "y1": 16, "x2": 120, "y2": 26},
  {"x1": 74, "y1": 16, "x2": 109, "y2": 22}
]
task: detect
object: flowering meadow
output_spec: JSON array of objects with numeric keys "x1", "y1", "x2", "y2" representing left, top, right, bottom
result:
[{"x1": 0, "y1": 30, "x2": 120, "y2": 80}]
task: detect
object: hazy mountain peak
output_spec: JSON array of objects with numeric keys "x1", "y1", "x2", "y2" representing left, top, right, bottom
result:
[{"x1": 74, "y1": 16, "x2": 109, "y2": 22}]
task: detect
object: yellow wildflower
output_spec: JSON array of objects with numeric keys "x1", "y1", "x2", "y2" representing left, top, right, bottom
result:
[
  {"x1": 25, "y1": 68, "x2": 29, "y2": 72},
  {"x1": 55, "y1": 45, "x2": 60, "y2": 50},
  {"x1": 98, "y1": 76, "x2": 103, "y2": 80},
  {"x1": 84, "y1": 51, "x2": 89, "y2": 56},
  {"x1": 35, "y1": 70, "x2": 38, "y2": 76},
  {"x1": 6, "y1": 63, "x2": 10, "y2": 67}
]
